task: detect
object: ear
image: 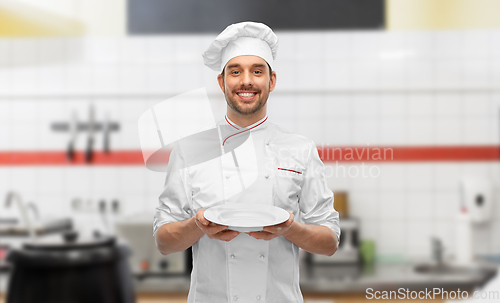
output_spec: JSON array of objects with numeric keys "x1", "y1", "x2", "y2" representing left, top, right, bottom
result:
[
  {"x1": 269, "y1": 71, "x2": 277, "y2": 92},
  {"x1": 217, "y1": 73, "x2": 225, "y2": 93}
]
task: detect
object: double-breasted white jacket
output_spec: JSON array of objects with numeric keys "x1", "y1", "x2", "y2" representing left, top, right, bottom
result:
[{"x1": 154, "y1": 115, "x2": 340, "y2": 303}]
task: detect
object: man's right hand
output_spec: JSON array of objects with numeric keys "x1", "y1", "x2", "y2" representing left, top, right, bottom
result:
[{"x1": 195, "y1": 209, "x2": 240, "y2": 242}]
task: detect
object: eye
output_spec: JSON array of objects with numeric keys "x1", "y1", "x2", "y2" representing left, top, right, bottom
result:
[
  {"x1": 231, "y1": 70, "x2": 240, "y2": 75},
  {"x1": 253, "y1": 70, "x2": 262, "y2": 74}
]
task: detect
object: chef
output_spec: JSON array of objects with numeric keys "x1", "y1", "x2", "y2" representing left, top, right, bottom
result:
[{"x1": 154, "y1": 21, "x2": 340, "y2": 303}]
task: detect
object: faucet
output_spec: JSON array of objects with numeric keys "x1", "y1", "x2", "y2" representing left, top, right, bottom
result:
[
  {"x1": 26, "y1": 202, "x2": 39, "y2": 220},
  {"x1": 4, "y1": 191, "x2": 37, "y2": 241},
  {"x1": 431, "y1": 237, "x2": 444, "y2": 267}
]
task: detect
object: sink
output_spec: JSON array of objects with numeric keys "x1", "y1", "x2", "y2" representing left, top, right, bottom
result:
[
  {"x1": 0, "y1": 218, "x2": 73, "y2": 237},
  {"x1": 414, "y1": 264, "x2": 483, "y2": 275},
  {"x1": 0, "y1": 218, "x2": 19, "y2": 225}
]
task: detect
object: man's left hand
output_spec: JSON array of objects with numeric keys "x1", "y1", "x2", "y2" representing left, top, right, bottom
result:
[{"x1": 247, "y1": 212, "x2": 294, "y2": 241}]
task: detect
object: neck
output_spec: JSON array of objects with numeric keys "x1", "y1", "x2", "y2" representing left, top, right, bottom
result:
[{"x1": 226, "y1": 108, "x2": 267, "y2": 128}]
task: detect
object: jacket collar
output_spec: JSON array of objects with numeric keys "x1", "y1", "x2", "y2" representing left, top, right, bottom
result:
[
  {"x1": 221, "y1": 115, "x2": 269, "y2": 146},
  {"x1": 224, "y1": 115, "x2": 268, "y2": 131}
]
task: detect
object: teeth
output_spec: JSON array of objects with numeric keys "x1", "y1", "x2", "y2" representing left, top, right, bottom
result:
[{"x1": 238, "y1": 92, "x2": 255, "y2": 97}]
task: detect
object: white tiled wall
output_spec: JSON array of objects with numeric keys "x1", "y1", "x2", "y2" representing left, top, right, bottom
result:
[{"x1": 1, "y1": 30, "x2": 500, "y2": 260}]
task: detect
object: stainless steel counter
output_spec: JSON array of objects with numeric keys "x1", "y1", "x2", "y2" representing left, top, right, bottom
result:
[
  {"x1": 300, "y1": 261, "x2": 498, "y2": 293},
  {"x1": 133, "y1": 261, "x2": 498, "y2": 294}
]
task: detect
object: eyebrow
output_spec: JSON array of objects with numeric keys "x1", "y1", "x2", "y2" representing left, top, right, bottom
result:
[
  {"x1": 251, "y1": 63, "x2": 266, "y2": 68},
  {"x1": 226, "y1": 63, "x2": 267, "y2": 69}
]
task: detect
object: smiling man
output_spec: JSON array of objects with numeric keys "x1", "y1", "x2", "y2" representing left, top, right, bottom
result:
[
  {"x1": 220, "y1": 56, "x2": 274, "y2": 117},
  {"x1": 154, "y1": 22, "x2": 340, "y2": 303},
  {"x1": 218, "y1": 55, "x2": 275, "y2": 128}
]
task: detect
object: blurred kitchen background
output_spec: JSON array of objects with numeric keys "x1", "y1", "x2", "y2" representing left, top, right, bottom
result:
[{"x1": 1, "y1": 0, "x2": 500, "y2": 302}]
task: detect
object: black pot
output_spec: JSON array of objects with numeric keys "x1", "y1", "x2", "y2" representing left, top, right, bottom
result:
[{"x1": 6, "y1": 232, "x2": 135, "y2": 303}]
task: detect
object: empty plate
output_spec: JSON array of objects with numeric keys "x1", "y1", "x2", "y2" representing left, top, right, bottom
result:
[{"x1": 204, "y1": 203, "x2": 290, "y2": 232}]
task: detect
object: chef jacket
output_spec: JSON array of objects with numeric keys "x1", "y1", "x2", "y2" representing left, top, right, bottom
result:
[{"x1": 154, "y1": 115, "x2": 340, "y2": 303}]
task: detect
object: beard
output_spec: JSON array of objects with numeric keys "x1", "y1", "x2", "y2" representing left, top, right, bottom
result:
[{"x1": 223, "y1": 84, "x2": 269, "y2": 116}]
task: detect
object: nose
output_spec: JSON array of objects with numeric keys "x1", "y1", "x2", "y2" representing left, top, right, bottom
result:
[{"x1": 240, "y1": 70, "x2": 253, "y2": 87}]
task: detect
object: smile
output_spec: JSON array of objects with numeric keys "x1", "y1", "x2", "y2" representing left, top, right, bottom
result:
[{"x1": 237, "y1": 92, "x2": 257, "y2": 97}]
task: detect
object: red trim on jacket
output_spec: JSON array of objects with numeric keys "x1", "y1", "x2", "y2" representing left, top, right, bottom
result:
[
  {"x1": 222, "y1": 117, "x2": 268, "y2": 146},
  {"x1": 278, "y1": 168, "x2": 303, "y2": 174},
  {"x1": 225, "y1": 116, "x2": 240, "y2": 130}
]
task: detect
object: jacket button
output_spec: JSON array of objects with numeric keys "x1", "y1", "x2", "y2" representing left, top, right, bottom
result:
[
  {"x1": 233, "y1": 295, "x2": 238, "y2": 301},
  {"x1": 256, "y1": 295, "x2": 261, "y2": 300},
  {"x1": 226, "y1": 175, "x2": 230, "y2": 179},
  {"x1": 230, "y1": 254, "x2": 235, "y2": 259},
  {"x1": 265, "y1": 142, "x2": 269, "y2": 146},
  {"x1": 264, "y1": 174, "x2": 269, "y2": 179},
  {"x1": 260, "y1": 255, "x2": 265, "y2": 259}
]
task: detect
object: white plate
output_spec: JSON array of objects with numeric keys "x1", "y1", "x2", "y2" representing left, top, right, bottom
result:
[{"x1": 204, "y1": 203, "x2": 290, "y2": 232}]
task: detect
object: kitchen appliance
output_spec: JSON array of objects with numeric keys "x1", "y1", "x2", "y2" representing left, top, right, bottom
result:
[
  {"x1": 6, "y1": 231, "x2": 135, "y2": 303},
  {"x1": 304, "y1": 218, "x2": 361, "y2": 280},
  {"x1": 114, "y1": 214, "x2": 191, "y2": 278},
  {"x1": 460, "y1": 176, "x2": 493, "y2": 224}
]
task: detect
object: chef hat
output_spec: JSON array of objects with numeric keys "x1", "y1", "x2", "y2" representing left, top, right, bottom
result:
[{"x1": 202, "y1": 21, "x2": 279, "y2": 72}]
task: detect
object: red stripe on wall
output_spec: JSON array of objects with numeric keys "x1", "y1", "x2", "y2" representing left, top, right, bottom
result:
[
  {"x1": 0, "y1": 146, "x2": 498, "y2": 166},
  {"x1": 317, "y1": 146, "x2": 500, "y2": 162},
  {"x1": 0, "y1": 151, "x2": 144, "y2": 166}
]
